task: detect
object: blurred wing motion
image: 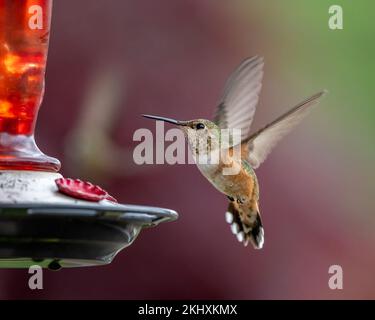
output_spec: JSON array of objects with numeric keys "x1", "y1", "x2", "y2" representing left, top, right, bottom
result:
[
  {"x1": 214, "y1": 56, "x2": 264, "y2": 140},
  {"x1": 243, "y1": 91, "x2": 327, "y2": 169}
]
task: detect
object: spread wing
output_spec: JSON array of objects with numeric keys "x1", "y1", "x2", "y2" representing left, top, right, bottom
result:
[
  {"x1": 213, "y1": 56, "x2": 264, "y2": 140},
  {"x1": 244, "y1": 91, "x2": 327, "y2": 169}
]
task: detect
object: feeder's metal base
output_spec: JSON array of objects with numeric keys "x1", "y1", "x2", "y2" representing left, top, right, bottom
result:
[
  {"x1": 0, "y1": 170, "x2": 178, "y2": 269},
  {"x1": 0, "y1": 203, "x2": 178, "y2": 269}
]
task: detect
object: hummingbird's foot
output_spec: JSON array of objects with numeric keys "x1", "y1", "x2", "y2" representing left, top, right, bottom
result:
[
  {"x1": 236, "y1": 196, "x2": 249, "y2": 204},
  {"x1": 236, "y1": 197, "x2": 244, "y2": 204},
  {"x1": 227, "y1": 195, "x2": 247, "y2": 204}
]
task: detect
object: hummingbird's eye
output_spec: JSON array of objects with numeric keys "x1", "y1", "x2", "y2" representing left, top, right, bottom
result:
[{"x1": 196, "y1": 123, "x2": 205, "y2": 130}]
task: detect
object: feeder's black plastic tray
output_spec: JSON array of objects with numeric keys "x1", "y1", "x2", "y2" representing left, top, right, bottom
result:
[{"x1": 0, "y1": 203, "x2": 178, "y2": 269}]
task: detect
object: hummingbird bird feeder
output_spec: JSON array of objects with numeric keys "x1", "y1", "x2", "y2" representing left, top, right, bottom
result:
[{"x1": 0, "y1": 0, "x2": 177, "y2": 270}]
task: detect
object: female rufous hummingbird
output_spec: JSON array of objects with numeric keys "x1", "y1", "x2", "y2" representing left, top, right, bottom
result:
[{"x1": 143, "y1": 56, "x2": 326, "y2": 249}]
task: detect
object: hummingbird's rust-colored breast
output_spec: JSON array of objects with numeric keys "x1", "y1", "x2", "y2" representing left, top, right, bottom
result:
[{"x1": 196, "y1": 146, "x2": 259, "y2": 203}]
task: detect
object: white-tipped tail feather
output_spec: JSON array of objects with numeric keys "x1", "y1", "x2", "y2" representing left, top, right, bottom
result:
[
  {"x1": 225, "y1": 201, "x2": 264, "y2": 249},
  {"x1": 225, "y1": 211, "x2": 234, "y2": 224}
]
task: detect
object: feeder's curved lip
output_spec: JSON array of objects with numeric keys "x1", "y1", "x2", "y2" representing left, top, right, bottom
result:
[{"x1": 0, "y1": 202, "x2": 178, "y2": 226}]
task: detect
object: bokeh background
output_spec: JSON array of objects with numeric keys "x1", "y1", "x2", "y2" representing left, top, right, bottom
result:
[{"x1": 0, "y1": 0, "x2": 374, "y2": 299}]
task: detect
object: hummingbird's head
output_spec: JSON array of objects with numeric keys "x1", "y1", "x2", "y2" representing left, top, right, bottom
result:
[{"x1": 142, "y1": 115, "x2": 221, "y2": 157}]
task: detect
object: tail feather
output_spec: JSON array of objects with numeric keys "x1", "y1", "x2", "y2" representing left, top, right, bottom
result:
[
  {"x1": 248, "y1": 213, "x2": 264, "y2": 249},
  {"x1": 225, "y1": 201, "x2": 264, "y2": 249}
]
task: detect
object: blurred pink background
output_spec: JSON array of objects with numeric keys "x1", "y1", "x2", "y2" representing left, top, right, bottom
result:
[{"x1": 0, "y1": 0, "x2": 374, "y2": 299}]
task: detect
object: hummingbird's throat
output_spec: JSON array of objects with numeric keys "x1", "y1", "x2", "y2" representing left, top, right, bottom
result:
[
  {"x1": 188, "y1": 132, "x2": 216, "y2": 154},
  {"x1": 186, "y1": 129, "x2": 243, "y2": 175}
]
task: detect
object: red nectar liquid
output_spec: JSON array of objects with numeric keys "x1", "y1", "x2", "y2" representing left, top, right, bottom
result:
[{"x1": 0, "y1": 0, "x2": 59, "y2": 171}]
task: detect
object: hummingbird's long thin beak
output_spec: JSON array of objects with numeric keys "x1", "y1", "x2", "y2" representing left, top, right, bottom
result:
[{"x1": 142, "y1": 114, "x2": 188, "y2": 126}]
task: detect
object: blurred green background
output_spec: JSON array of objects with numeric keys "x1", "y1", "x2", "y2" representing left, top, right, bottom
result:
[{"x1": 250, "y1": 0, "x2": 375, "y2": 233}]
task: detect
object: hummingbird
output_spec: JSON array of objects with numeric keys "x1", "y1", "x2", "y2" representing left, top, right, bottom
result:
[{"x1": 143, "y1": 56, "x2": 326, "y2": 249}]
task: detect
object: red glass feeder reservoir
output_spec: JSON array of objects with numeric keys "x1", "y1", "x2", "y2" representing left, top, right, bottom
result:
[{"x1": 0, "y1": 0, "x2": 59, "y2": 171}]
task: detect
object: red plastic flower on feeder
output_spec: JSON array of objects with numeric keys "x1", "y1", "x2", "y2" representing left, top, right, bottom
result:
[{"x1": 55, "y1": 178, "x2": 117, "y2": 203}]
